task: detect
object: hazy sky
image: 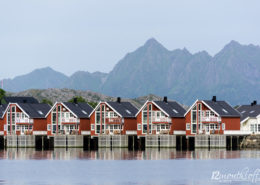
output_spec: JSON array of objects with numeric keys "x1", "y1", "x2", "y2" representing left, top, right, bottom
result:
[{"x1": 0, "y1": 0, "x2": 259, "y2": 79}]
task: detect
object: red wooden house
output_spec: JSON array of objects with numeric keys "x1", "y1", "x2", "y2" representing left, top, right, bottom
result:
[
  {"x1": 45, "y1": 101, "x2": 93, "y2": 136},
  {"x1": 135, "y1": 97, "x2": 186, "y2": 136},
  {"x1": 0, "y1": 104, "x2": 8, "y2": 136},
  {"x1": 2, "y1": 102, "x2": 51, "y2": 136},
  {"x1": 89, "y1": 98, "x2": 138, "y2": 136},
  {"x1": 185, "y1": 96, "x2": 241, "y2": 136}
]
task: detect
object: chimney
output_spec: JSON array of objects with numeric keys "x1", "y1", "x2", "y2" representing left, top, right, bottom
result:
[
  {"x1": 73, "y1": 98, "x2": 78, "y2": 104},
  {"x1": 212, "y1": 96, "x2": 216, "y2": 102},
  {"x1": 251, "y1": 100, "x2": 257, "y2": 106},
  {"x1": 117, "y1": 97, "x2": 121, "y2": 103},
  {"x1": 163, "y1": 96, "x2": 168, "y2": 103}
]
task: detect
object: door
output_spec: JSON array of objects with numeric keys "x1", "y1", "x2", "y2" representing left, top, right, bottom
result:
[{"x1": 205, "y1": 124, "x2": 210, "y2": 135}]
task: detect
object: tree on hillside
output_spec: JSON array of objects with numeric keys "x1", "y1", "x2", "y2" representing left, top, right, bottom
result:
[
  {"x1": 68, "y1": 96, "x2": 98, "y2": 108},
  {"x1": 0, "y1": 88, "x2": 6, "y2": 104},
  {"x1": 68, "y1": 96, "x2": 86, "y2": 103},
  {"x1": 87, "y1": 101, "x2": 98, "y2": 108},
  {"x1": 41, "y1": 98, "x2": 53, "y2": 106}
]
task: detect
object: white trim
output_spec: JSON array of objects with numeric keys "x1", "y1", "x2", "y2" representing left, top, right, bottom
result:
[
  {"x1": 173, "y1": 131, "x2": 186, "y2": 135},
  {"x1": 1, "y1": 104, "x2": 8, "y2": 119},
  {"x1": 135, "y1": 100, "x2": 170, "y2": 117},
  {"x1": 3, "y1": 103, "x2": 31, "y2": 118},
  {"x1": 81, "y1": 131, "x2": 91, "y2": 135},
  {"x1": 184, "y1": 99, "x2": 198, "y2": 116},
  {"x1": 152, "y1": 101, "x2": 170, "y2": 117},
  {"x1": 45, "y1": 102, "x2": 78, "y2": 118},
  {"x1": 201, "y1": 101, "x2": 220, "y2": 117},
  {"x1": 126, "y1": 130, "x2": 137, "y2": 135},
  {"x1": 0, "y1": 131, "x2": 3, "y2": 135},
  {"x1": 135, "y1": 100, "x2": 149, "y2": 117},
  {"x1": 224, "y1": 130, "x2": 251, "y2": 135},
  {"x1": 33, "y1": 131, "x2": 47, "y2": 135},
  {"x1": 241, "y1": 117, "x2": 250, "y2": 124},
  {"x1": 89, "y1": 101, "x2": 123, "y2": 118}
]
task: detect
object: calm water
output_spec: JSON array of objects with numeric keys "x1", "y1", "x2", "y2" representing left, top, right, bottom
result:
[{"x1": 1, "y1": 148, "x2": 260, "y2": 185}]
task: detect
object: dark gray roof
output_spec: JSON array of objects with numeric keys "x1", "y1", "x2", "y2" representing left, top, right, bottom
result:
[
  {"x1": 63, "y1": 102, "x2": 93, "y2": 118},
  {"x1": 154, "y1": 101, "x2": 186, "y2": 118},
  {"x1": 107, "y1": 102, "x2": 138, "y2": 118},
  {"x1": 4, "y1": 96, "x2": 39, "y2": 104},
  {"x1": 0, "y1": 104, "x2": 7, "y2": 118},
  {"x1": 18, "y1": 103, "x2": 51, "y2": 118},
  {"x1": 236, "y1": 105, "x2": 260, "y2": 121},
  {"x1": 203, "y1": 100, "x2": 240, "y2": 117}
]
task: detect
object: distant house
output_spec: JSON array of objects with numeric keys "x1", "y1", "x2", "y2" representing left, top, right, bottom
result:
[
  {"x1": 0, "y1": 104, "x2": 8, "y2": 136},
  {"x1": 45, "y1": 100, "x2": 93, "y2": 136},
  {"x1": 3, "y1": 96, "x2": 39, "y2": 104},
  {"x1": 135, "y1": 97, "x2": 186, "y2": 136},
  {"x1": 2, "y1": 103, "x2": 50, "y2": 136},
  {"x1": 185, "y1": 96, "x2": 241, "y2": 135},
  {"x1": 89, "y1": 98, "x2": 138, "y2": 136},
  {"x1": 236, "y1": 101, "x2": 260, "y2": 134}
]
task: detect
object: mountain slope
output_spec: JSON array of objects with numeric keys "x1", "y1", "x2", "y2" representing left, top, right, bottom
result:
[
  {"x1": 2, "y1": 39, "x2": 260, "y2": 105},
  {"x1": 101, "y1": 39, "x2": 260, "y2": 105}
]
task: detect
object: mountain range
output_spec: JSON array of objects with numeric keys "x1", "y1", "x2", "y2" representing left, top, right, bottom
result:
[{"x1": 2, "y1": 38, "x2": 260, "y2": 105}]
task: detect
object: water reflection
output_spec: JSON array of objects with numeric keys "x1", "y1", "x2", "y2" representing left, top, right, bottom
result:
[{"x1": 1, "y1": 148, "x2": 260, "y2": 160}]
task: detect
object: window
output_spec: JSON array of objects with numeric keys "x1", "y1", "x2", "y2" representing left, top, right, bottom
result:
[
  {"x1": 206, "y1": 111, "x2": 210, "y2": 117},
  {"x1": 38, "y1": 110, "x2": 43, "y2": 115},
  {"x1": 241, "y1": 110, "x2": 246, "y2": 114},
  {"x1": 138, "y1": 124, "x2": 141, "y2": 130},
  {"x1": 258, "y1": 124, "x2": 260, "y2": 132},
  {"x1": 47, "y1": 124, "x2": 51, "y2": 131},
  {"x1": 210, "y1": 111, "x2": 214, "y2": 116},
  {"x1": 82, "y1": 110, "x2": 87, "y2": 115},
  {"x1": 126, "y1": 109, "x2": 131, "y2": 115},
  {"x1": 96, "y1": 125, "x2": 100, "y2": 134},
  {"x1": 222, "y1": 109, "x2": 228, "y2": 114},
  {"x1": 250, "y1": 124, "x2": 255, "y2": 132},
  {"x1": 172, "y1": 109, "x2": 178, "y2": 114},
  {"x1": 222, "y1": 123, "x2": 225, "y2": 130},
  {"x1": 210, "y1": 124, "x2": 214, "y2": 130},
  {"x1": 250, "y1": 110, "x2": 255, "y2": 114},
  {"x1": 192, "y1": 111, "x2": 197, "y2": 123},
  {"x1": 198, "y1": 103, "x2": 202, "y2": 110},
  {"x1": 191, "y1": 124, "x2": 197, "y2": 134}
]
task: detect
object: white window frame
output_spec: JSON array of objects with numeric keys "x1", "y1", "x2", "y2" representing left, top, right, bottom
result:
[
  {"x1": 91, "y1": 124, "x2": 95, "y2": 131},
  {"x1": 186, "y1": 123, "x2": 190, "y2": 130},
  {"x1": 47, "y1": 124, "x2": 51, "y2": 131},
  {"x1": 222, "y1": 123, "x2": 225, "y2": 130},
  {"x1": 138, "y1": 124, "x2": 141, "y2": 130}
]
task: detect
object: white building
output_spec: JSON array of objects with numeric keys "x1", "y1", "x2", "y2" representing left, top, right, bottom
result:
[{"x1": 237, "y1": 101, "x2": 260, "y2": 134}]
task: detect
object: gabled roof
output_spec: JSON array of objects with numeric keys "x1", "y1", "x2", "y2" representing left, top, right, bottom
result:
[
  {"x1": 184, "y1": 99, "x2": 241, "y2": 118},
  {"x1": 106, "y1": 101, "x2": 138, "y2": 118},
  {"x1": 62, "y1": 102, "x2": 93, "y2": 118},
  {"x1": 0, "y1": 104, "x2": 7, "y2": 118},
  {"x1": 203, "y1": 100, "x2": 240, "y2": 117},
  {"x1": 4, "y1": 96, "x2": 39, "y2": 104},
  {"x1": 135, "y1": 100, "x2": 186, "y2": 118},
  {"x1": 17, "y1": 103, "x2": 51, "y2": 118},
  {"x1": 46, "y1": 102, "x2": 93, "y2": 118},
  {"x1": 153, "y1": 101, "x2": 186, "y2": 118},
  {"x1": 236, "y1": 105, "x2": 260, "y2": 123}
]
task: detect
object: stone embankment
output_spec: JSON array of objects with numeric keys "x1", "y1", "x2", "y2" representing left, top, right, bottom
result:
[{"x1": 240, "y1": 135, "x2": 260, "y2": 148}]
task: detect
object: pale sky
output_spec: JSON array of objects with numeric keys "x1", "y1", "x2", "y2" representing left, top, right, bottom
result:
[{"x1": 0, "y1": 0, "x2": 259, "y2": 79}]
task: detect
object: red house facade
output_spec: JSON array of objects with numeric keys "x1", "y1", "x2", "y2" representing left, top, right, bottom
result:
[
  {"x1": 45, "y1": 101, "x2": 93, "y2": 136},
  {"x1": 135, "y1": 97, "x2": 186, "y2": 136},
  {"x1": 1, "y1": 103, "x2": 51, "y2": 136},
  {"x1": 89, "y1": 98, "x2": 138, "y2": 136},
  {"x1": 185, "y1": 96, "x2": 241, "y2": 136}
]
